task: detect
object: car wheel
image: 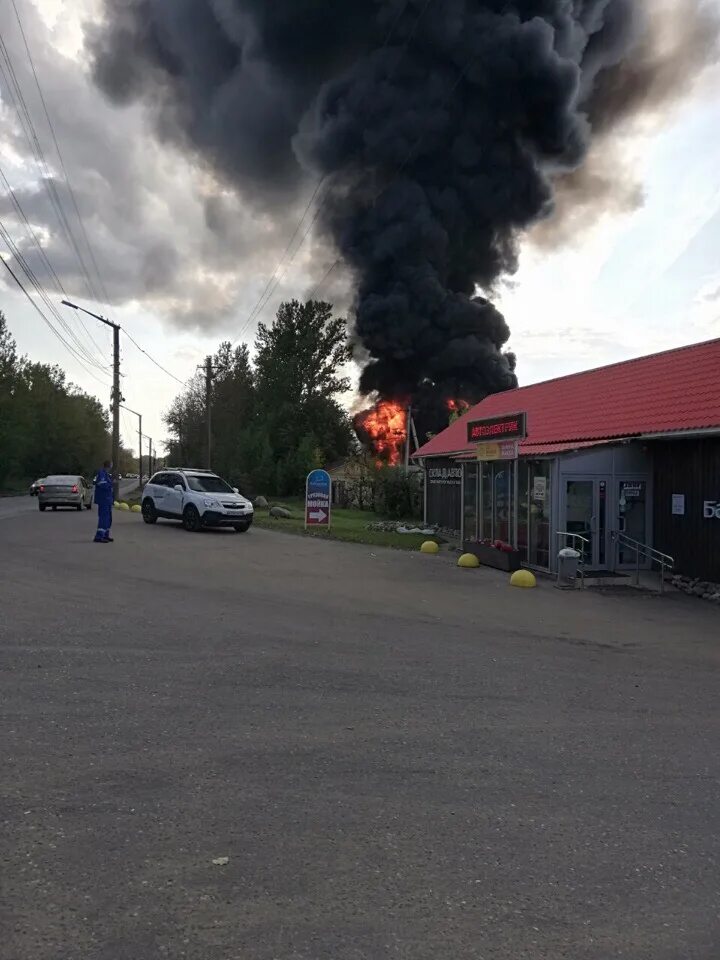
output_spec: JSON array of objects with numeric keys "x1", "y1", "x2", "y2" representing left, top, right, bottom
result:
[
  {"x1": 142, "y1": 499, "x2": 158, "y2": 524},
  {"x1": 233, "y1": 523, "x2": 250, "y2": 533},
  {"x1": 39, "y1": 504, "x2": 46, "y2": 512},
  {"x1": 76, "y1": 504, "x2": 83, "y2": 512},
  {"x1": 85, "y1": 503, "x2": 92, "y2": 511},
  {"x1": 183, "y1": 505, "x2": 201, "y2": 532}
]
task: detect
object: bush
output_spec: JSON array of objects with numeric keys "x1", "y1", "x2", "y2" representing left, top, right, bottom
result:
[{"x1": 375, "y1": 468, "x2": 422, "y2": 520}]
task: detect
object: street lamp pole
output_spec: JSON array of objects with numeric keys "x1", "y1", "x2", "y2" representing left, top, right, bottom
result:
[
  {"x1": 146, "y1": 437, "x2": 154, "y2": 478},
  {"x1": 120, "y1": 404, "x2": 143, "y2": 491},
  {"x1": 62, "y1": 300, "x2": 123, "y2": 500}
]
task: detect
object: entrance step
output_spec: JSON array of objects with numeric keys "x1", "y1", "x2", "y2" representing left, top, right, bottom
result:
[{"x1": 584, "y1": 573, "x2": 631, "y2": 588}]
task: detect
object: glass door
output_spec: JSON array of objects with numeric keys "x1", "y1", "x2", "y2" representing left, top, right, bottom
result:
[
  {"x1": 564, "y1": 478, "x2": 609, "y2": 569},
  {"x1": 616, "y1": 479, "x2": 649, "y2": 567}
]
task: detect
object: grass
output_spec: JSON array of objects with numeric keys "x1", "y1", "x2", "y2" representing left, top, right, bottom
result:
[
  {"x1": 253, "y1": 498, "x2": 444, "y2": 551},
  {"x1": 120, "y1": 491, "x2": 440, "y2": 551}
]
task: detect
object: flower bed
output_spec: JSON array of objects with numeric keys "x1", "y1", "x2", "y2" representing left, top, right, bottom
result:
[{"x1": 462, "y1": 539, "x2": 522, "y2": 572}]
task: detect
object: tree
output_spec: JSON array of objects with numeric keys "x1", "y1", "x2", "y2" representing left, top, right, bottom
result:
[
  {"x1": 0, "y1": 313, "x2": 112, "y2": 490},
  {"x1": 252, "y1": 300, "x2": 353, "y2": 494},
  {"x1": 163, "y1": 300, "x2": 355, "y2": 497},
  {"x1": 254, "y1": 300, "x2": 351, "y2": 408}
]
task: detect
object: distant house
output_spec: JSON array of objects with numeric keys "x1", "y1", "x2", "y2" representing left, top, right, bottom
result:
[
  {"x1": 325, "y1": 454, "x2": 376, "y2": 507},
  {"x1": 325, "y1": 453, "x2": 422, "y2": 508}
]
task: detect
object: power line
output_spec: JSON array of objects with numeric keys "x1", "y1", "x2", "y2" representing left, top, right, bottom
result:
[
  {"x1": 0, "y1": 163, "x2": 111, "y2": 367},
  {"x1": 0, "y1": 34, "x2": 103, "y2": 311},
  {"x1": 0, "y1": 218, "x2": 110, "y2": 372},
  {"x1": 231, "y1": 175, "x2": 327, "y2": 346},
  {"x1": 9, "y1": 0, "x2": 112, "y2": 311},
  {"x1": 0, "y1": 253, "x2": 110, "y2": 385},
  {"x1": 0, "y1": 20, "x2": 187, "y2": 391},
  {"x1": 122, "y1": 327, "x2": 189, "y2": 386}
]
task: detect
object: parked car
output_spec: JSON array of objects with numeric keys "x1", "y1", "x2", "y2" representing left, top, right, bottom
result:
[
  {"x1": 30, "y1": 478, "x2": 45, "y2": 497},
  {"x1": 38, "y1": 475, "x2": 94, "y2": 512},
  {"x1": 141, "y1": 468, "x2": 254, "y2": 532}
]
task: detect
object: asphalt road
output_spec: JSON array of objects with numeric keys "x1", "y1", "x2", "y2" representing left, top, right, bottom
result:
[
  {"x1": 0, "y1": 480, "x2": 138, "y2": 521},
  {"x1": 2, "y1": 510, "x2": 719, "y2": 960}
]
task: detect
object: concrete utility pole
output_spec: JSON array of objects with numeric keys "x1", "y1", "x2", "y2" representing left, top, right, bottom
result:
[
  {"x1": 111, "y1": 324, "x2": 121, "y2": 498},
  {"x1": 203, "y1": 356, "x2": 213, "y2": 469},
  {"x1": 146, "y1": 437, "x2": 154, "y2": 478},
  {"x1": 62, "y1": 300, "x2": 122, "y2": 499},
  {"x1": 404, "y1": 404, "x2": 413, "y2": 474},
  {"x1": 120, "y1": 405, "x2": 143, "y2": 491}
]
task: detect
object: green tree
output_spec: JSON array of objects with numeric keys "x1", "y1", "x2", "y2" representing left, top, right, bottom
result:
[
  {"x1": 252, "y1": 299, "x2": 353, "y2": 494},
  {"x1": 0, "y1": 313, "x2": 112, "y2": 489}
]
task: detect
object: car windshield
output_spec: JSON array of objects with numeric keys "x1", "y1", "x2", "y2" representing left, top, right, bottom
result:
[{"x1": 186, "y1": 474, "x2": 234, "y2": 494}]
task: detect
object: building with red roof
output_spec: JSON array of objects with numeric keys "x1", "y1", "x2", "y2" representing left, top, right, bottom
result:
[{"x1": 415, "y1": 338, "x2": 720, "y2": 580}]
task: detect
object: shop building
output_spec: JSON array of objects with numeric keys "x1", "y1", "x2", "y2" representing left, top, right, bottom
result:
[{"x1": 415, "y1": 339, "x2": 720, "y2": 579}]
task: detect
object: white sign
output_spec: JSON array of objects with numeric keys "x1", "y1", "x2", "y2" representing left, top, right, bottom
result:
[
  {"x1": 532, "y1": 477, "x2": 547, "y2": 502},
  {"x1": 671, "y1": 494, "x2": 685, "y2": 516},
  {"x1": 703, "y1": 500, "x2": 720, "y2": 520}
]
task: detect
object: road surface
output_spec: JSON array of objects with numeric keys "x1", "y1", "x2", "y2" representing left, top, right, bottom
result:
[
  {"x1": 0, "y1": 479, "x2": 138, "y2": 521},
  {"x1": 1, "y1": 510, "x2": 719, "y2": 960}
]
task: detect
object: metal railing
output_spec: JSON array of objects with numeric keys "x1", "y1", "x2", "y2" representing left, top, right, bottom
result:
[
  {"x1": 555, "y1": 531, "x2": 590, "y2": 589},
  {"x1": 610, "y1": 531, "x2": 674, "y2": 593}
]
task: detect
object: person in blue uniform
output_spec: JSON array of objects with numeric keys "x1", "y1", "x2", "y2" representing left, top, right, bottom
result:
[{"x1": 93, "y1": 460, "x2": 114, "y2": 543}]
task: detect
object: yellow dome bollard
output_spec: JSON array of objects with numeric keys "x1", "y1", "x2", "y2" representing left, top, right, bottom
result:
[
  {"x1": 457, "y1": 553, "x2": 480, "y2": 569},
  {"x1": 510, "y1": 569, "x2": 537, "y2": 589},
  {"x1": 119, "y1": 502, "x2": 130, "y2": 511},
  {"x1": 113, "y1": 501, "x2": 120, "y2": 508},
  {"x1": 131, "y1": 504, "x2": 142, "y2": 513},
  {"x1": 420, "y1": 540, "x2": 439, "y2": 555}
]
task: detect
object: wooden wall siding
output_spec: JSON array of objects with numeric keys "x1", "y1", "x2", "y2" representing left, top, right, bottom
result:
[
  {"x1": 652, "y1": 438, "x2": 720, "y2": 581},
  {"x1": 425, "y1": 458, "x2": 462, "y2": 531}
]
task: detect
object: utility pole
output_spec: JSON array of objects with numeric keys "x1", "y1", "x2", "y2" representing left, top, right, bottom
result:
[
  {"x1": 404, "y1": 404, "x2": 413, "y2": 474},
  {"x1": 111, "y1": 325, "x2": 121, "y2": 499},
  {"x1": 62, "y1": 300, "x2": 122, "y2": 499},
  {"x1": 120, "y1": 405, "x2": 143, "y2": 491},
  {"x1": 200, "y1": 356, "x2": 213, "y2": 470},
  {"x1": 146, "y1": 437, "x2": 154, "y2": 478}
]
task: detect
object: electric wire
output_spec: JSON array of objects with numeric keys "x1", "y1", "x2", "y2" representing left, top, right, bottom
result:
[
  {"x1": 9, "y1": 0, "x2": 112, "y2": 313},
  {"x1": 0, "y1": 34, "x2": 103, "y2": 310},
  {"x1": 0, "y1": 218, "x2": 111, "y2": 373},
  {"x1": 0, "y1": 254, "x2": 111, "y2": 386}
]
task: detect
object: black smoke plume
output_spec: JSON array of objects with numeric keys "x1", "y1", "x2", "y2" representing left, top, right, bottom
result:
[{"x1": 88, "y1": 0, "x2": 717, "y2": 429}]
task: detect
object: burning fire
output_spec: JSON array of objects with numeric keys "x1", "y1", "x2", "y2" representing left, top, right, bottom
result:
[
  {"x1": 356, "y1": 400, "x2": 408, "y2": 466},
  {"x1": 447, "y1": 399, "x2": 470, "y2": 422}
]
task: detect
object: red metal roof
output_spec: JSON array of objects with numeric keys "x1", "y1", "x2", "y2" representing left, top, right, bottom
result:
[{"x1": 416, "y1": 338, "x2": 720, "y2": 459}]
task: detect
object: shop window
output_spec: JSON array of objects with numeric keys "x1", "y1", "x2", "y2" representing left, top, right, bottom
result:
[
  {"x1": 463, "y1": 463, "x2": 479, "y2": 541},
  {"x1": 493, "y1": 463, "x2": 514, "y2": 545},
  {"x1": 528, "y1": 461, "x2": 551, "y2": 569},
  {"x1": 481, "y1": 461, "x2": 493, "y2": 539},
  {"x1": 517, "y1": 463, "x2": 530, "y2": 560}
]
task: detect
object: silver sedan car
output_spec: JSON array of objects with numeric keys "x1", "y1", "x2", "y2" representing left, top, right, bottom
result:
[{"x1": 38, "y1": 475, "x2": 94, "y2": 512}]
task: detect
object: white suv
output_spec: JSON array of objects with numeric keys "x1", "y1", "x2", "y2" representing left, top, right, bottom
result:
[{"x1": 142, "y1": 468, "x2": 254, "y2": 533}]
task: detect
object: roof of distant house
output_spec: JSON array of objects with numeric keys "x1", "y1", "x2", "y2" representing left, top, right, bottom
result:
[{"x1": 415, "y1": 337, "x2": 720, "y2": 459}]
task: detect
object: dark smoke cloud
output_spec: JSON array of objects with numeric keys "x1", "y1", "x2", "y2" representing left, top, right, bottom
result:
[{"x1": 88, "y1": 0, "x2": 718, "y2": 413}]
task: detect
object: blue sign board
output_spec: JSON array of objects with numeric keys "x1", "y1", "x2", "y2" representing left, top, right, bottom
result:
[{"x1": 305, "y1": 469, "x2": 332, "y2": 528}]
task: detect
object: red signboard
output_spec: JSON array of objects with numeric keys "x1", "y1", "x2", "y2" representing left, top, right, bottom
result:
[{"x1": 467, "y1": 412, "x2": 527, "y2": 445}]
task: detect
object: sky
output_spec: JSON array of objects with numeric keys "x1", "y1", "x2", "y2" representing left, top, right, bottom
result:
[{"x1": 0, "y1": 0, "x2": 719, "y2": 457}]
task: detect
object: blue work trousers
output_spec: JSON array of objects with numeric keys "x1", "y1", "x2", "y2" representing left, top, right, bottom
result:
[{"x1": 95, "y1": 503, "x2": 113, "y2": 540}]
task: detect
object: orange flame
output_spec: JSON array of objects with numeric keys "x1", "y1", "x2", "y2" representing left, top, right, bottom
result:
[
  {"x1": 447, "y1": 398, "x2": 471, "y2": 422},
  {"x1": 357, "y1": 400, "x2": 407, "y2": 466}
]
